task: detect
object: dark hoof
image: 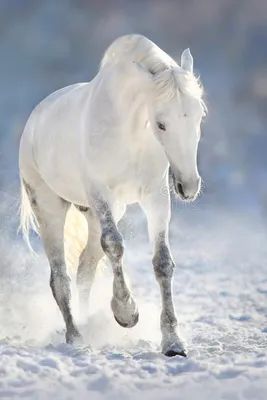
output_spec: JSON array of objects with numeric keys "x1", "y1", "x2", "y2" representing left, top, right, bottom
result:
[
  {"x1": 164, "y1": 349, "x2": 187, "y2": 358},
  {"x1": 114, "y1": 312, "x2": 139, "y2": 328}
]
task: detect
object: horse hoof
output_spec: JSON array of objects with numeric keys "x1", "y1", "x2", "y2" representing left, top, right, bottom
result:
[
  {"x1": 162, "y1": 337, "x2": 187, "y2": 358},
  {"x1": 114, "y1": 312, "x2": 139, "y2": 328},
  {"x1": 164, "y1": 349, "x2": 187, "y2": 358}
]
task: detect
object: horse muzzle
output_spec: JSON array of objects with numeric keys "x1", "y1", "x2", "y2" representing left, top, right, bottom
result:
[{"x1": 171, "y1": 170, "x2": 201, "y2": 201}]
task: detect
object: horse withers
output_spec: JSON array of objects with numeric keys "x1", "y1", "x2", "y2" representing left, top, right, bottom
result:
[{"x1": 19, "y1": 34, "x2": 206, "y2": 357}]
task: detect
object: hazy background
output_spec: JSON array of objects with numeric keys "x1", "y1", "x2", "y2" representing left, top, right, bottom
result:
[
  {"x1": 0, "y1": 3, "x2": 267, "y2": 398},
  {"x1": 0, "y1": 1, "x2": 267, "y2": 298}
]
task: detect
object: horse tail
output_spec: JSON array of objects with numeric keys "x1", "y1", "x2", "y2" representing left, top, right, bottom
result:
[
  {"x1": 64, "y1": 205, "x2": 88, "y2": 270},
  {"x1": 19, "y1": 176, "x2": 39, "y2": 255}
]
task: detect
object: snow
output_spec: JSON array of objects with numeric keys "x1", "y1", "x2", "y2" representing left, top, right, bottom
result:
[{"x1": 0, "y1": 206, "x2": 266, "y2": 399}]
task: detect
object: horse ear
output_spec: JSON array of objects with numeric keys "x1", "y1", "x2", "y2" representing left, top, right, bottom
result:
[{"x1": 181, "y1": 48, "x2": 193, "y2": 73}]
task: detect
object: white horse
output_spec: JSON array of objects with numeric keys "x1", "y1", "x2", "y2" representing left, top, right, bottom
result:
[{"x1": 19, "y1": 34, "x2": 206, "y2": 357}]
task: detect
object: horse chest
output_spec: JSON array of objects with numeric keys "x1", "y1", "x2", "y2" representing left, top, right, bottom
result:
[{"x1": 108, "y1": 146, "x2": 167, "y2": 202}]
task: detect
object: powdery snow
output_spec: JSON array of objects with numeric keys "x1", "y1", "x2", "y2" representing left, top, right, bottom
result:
[{"x1": 0, "y1": 206, "x2": 266, "y2": 399}]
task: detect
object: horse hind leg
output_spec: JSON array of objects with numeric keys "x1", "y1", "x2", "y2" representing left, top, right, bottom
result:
[
  {"x1": 75, "y1": 206, "x2": 104, "y2": 319},
  {"x1": 23, "y1": 178, "x2": 82, "y2": 344}
]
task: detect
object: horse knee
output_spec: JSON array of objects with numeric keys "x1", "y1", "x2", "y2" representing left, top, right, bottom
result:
[
  {"x1": 153, "y1": 245, "x2": 175, "y2": 281},
  {"x1": 101, "y1": 228, "x2": 124, "y2": 261}
]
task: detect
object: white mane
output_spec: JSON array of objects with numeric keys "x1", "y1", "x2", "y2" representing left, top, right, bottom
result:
[{"x1": 101, "y1": 34, "x2": 205, "y2": 107}]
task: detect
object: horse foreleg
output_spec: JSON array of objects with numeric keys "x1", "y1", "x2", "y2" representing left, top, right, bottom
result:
[
  {"x1": 140, "y1": 184, "x2": 187, "y2": 357},
  {"x1": 153, "y1": 235, "x2": 187, "y2": 357},
  {"x1": 91, "y1": 194, "x2": 139, "y2": 328}
]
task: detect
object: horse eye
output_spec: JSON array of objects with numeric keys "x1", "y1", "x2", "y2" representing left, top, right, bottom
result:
[{"x1": 157, "y1": 122, "x2": 166, "y2": 131}]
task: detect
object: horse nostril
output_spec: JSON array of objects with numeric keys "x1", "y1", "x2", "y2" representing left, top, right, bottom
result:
[{"x1": 177, "y1": 183, "x2": 185, "y2": 197}]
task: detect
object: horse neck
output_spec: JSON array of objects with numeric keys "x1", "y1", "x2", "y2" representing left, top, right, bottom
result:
[{"x1": 107, "y1": 64, "x2": 150, "y2": 134}]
